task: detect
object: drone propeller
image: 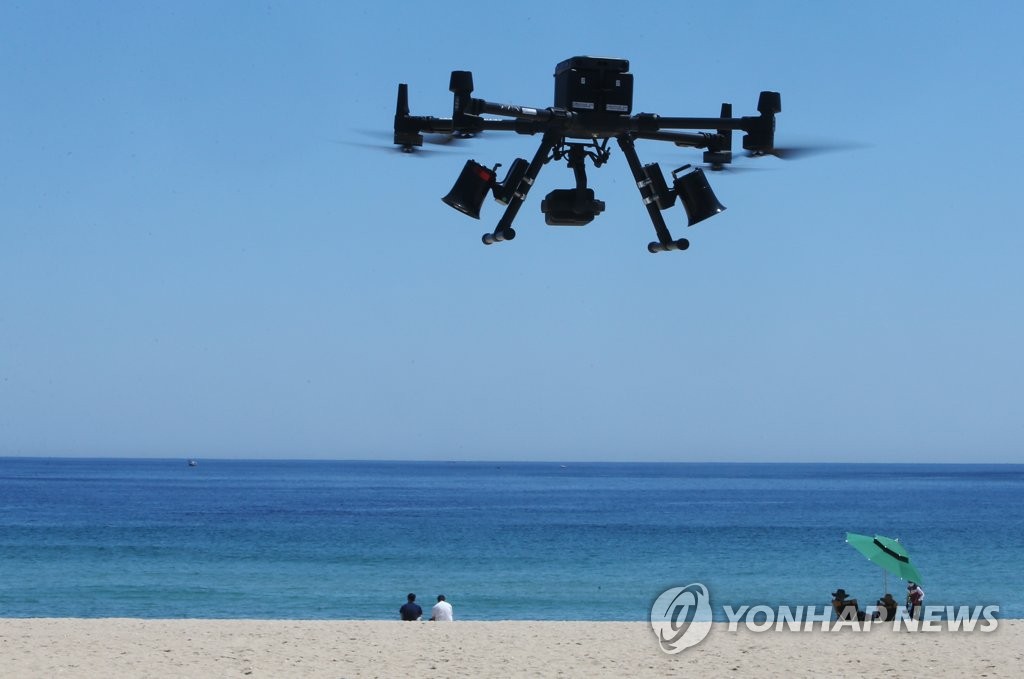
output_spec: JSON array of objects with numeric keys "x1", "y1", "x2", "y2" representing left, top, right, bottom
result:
[
  {"x1": 349, "y1": 130, "x2": 459, "y2": 155},
  {"x1": 703, "y1": 161, "x2": 767, "y2": 173},
  {"x1": 647, "y1": 153, "x2": 768, "y2": 174},
  {"x1": 701, "y1": 141, "x2": 862, "y2": 170},
  {"x1": 339, "y1": 140, "x2": 455, "y2": 156},
  {"x1": 744, "y1": 141, "x2": 865, "y2": 160},
  {"x1": 359, "y1": 115, "x2": 481, "y2": 148},
  {"x1": 428, "y1": 131, "x2": 481, "y2": 145}
]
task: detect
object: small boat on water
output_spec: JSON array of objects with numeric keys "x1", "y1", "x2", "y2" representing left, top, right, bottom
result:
[{"x1": 188, "y1": 459, "x2": 198, "y2": 467}]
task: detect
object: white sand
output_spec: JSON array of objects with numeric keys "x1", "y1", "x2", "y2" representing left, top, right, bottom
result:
[{"x1": 1, "y1": 618, "x2": 1020, "y2": 678}]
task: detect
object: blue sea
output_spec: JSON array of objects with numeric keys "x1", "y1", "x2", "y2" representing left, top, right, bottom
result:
[{"x1": 1, "y1": 458, "x2": 1021, "y2": 621}]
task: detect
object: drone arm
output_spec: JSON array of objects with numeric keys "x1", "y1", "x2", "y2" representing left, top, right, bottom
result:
[
  {"x1": 459, "y1": 92, "x2": 563, "y2": 134},
  {"x1": 638, "y1": 115, "x2": 743, "y2": 131},
  {"x1": 394, "y1": 113, "x2": 539, "y2": 143},
  {"x1": 402, "y1": 78, "x2": 660, "y2": 144},
  {"x1": 483, "y1": 131, "x2": 559, "y2": 245},
  {"x1": 393, "y1": 81, "x2": 537, "y2": 147},
  {"x1": 633, "y1": 130, "x2": 716, "y2": 148},
  {"x1": 615, "y1": 135, "x2": 688, "y2": 254},
  {"x1": 473, "y1": 99, "x2": 556, "y2": 122},
  {"x1": 637, "y1": 91, "x2": 780, "y2": 153}
]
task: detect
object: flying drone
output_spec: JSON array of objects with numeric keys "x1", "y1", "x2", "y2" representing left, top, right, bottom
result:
[{"x1": 392, "y1": 56, "x2": 782, "y2": 253}]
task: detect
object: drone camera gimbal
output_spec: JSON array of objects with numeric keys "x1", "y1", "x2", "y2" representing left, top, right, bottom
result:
[{"x1": 395, "y1": 56, "x2": 780, "y2": 253}]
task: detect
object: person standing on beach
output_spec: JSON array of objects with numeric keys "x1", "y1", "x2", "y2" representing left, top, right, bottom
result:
[
  {"x1": 430, "y1": 594, "x2": 454, "y2": 621},
  {"x1": 906, "y1": 582, "x2": 924, "y2": 619},
  {"x1": 400, "y1": 593, "x2": 422, "y2": 621}
]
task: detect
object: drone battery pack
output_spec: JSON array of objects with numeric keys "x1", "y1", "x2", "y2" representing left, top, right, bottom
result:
[{"x1": 554, "y1": 56, "x2": 633, "y2": 116}]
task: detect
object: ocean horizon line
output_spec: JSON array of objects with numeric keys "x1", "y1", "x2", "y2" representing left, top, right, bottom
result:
[
  {"x1": 4, "y1": 613, "x2": 1021, "y2": 622},
  {"x1": 3, "y1": 455, "x2": 1022, "y2": 467}
]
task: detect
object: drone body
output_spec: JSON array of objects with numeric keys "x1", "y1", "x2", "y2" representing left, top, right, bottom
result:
[{"x1": 393, "y1": 57, "x2": 781, "y2": 253}]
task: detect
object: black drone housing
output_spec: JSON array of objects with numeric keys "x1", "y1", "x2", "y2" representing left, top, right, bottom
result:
[
  {"x1": 394, "y1": 56, "x2": 782, "y2": 253},
  {"x1": 554, "y1": 57, "x2": 633, "y2": 119}
]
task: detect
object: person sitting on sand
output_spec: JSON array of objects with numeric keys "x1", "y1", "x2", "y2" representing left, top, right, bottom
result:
[
  {"x1": 430, "y1": 594, "x2": 453, "y2": 621},
  {"x1": 831, "y1": 588, "x2": 863, "y2": 621},
  {"x1": 873, "y1": 593, "x2": 899, "y2": 621},
  {"x1": 400, "y1": 593, "x2": 422, "y2": 621}
]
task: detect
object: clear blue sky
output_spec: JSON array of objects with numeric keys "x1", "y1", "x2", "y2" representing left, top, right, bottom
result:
[{"x1": 2, "y1": 1, "x2": 1022, "y2": 462}]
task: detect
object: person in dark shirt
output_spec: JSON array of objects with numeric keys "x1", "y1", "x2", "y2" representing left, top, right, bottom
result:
[
  {"x1": 400, "y1": 593, "x2": 422, "y2": 621},
  {"x1": 874, "y1": 593, "x2": 899, "y2": 621}
]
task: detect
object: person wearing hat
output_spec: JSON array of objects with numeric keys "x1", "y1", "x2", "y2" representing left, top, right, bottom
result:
[
  {"x1": 874, "y1": 593, "x2": 899, "y2": 621},
  {"x1": 831, "y1": 588, "x2": 861, "y2": 621},
  {"x1": 906, "y1": 582, "x2": 925, "y2": 619}
]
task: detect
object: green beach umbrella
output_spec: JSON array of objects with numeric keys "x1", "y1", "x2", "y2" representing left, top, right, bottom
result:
[{"x1": 845, "y1": 533, "x2": 923, "y2": 593}]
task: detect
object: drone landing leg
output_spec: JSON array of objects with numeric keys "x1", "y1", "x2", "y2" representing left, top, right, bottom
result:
[
  {"x1": 615, "y1": 136, "x2": 689, "y2": 254},
  {"x1": 483, "y1": 131, "x2": 559, "y2": 245}
]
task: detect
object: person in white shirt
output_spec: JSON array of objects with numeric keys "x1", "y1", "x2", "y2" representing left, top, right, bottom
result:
[
  {"x1": 430, "y1": 594, "x2": 454, "y2": 621},
  {"x1": 906, "y1": 582, "x2": 925, "y2": 619}
]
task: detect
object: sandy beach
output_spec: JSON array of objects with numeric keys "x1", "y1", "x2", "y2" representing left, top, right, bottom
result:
[{"x1": 1, "y1": 618, "x2": 1020, "y2": 678}]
